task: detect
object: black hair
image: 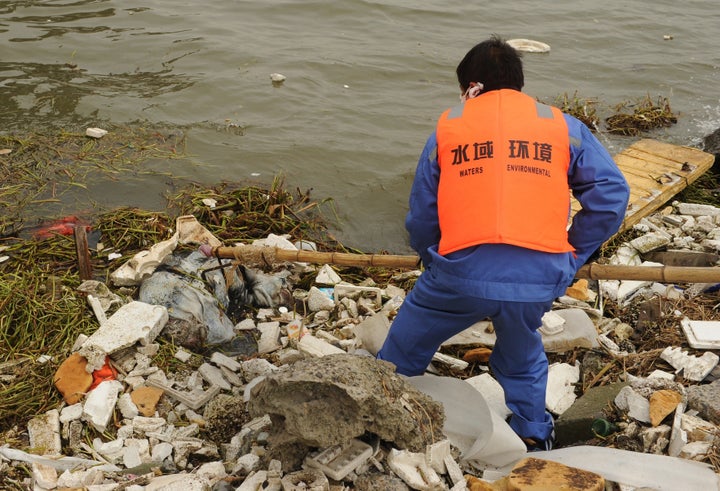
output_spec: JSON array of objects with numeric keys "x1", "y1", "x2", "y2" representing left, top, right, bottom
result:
[{"x1": 456, "y1": 35, "x2": 524, "y2": 93}]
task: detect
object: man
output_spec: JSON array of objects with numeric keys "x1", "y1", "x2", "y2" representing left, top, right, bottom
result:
[{"x1": 377, "y1": 36, "x2": 629, "y2": 450}]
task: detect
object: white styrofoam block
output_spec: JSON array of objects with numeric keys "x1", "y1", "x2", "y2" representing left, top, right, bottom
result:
[
  {"x1": 81, "y1": 301, "x2": 168, "y2": 354},
  {"x1": 315, "y1": 264, "x2": 342, "y2": 285},
  {"x1": 676, "y1": 203, "x2": 720, "y2": 217},
  {"x1": 304, "y1": 439, "x2": 373, "y2": 481},
  {"x1": 297, "y1": 334, "x2": 345, "y2": 357},
  {"x1": 680, "y1": 318, "x2": 720, "y2": 349},
  {"x1": 546, "y1": 362, "x2": 580, "y2": 415},
  {"x1": 660, "y1": 346, "x2": 719, "y2": 381},
  {"x1": 83, "y1": 380, "x2": 123, "y2": 433}
]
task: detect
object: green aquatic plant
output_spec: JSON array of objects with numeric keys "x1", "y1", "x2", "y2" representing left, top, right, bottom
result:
[{"x1": 605, "y1": 94, "x2": 677, "y2": 136}]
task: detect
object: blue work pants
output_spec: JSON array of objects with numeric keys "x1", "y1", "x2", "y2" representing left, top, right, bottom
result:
[{"x1": 377, "y1": 271, "x2": 555, "y2": 442}]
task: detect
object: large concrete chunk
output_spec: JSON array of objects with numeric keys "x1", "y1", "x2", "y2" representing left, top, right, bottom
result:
[{"x1": 248, "y1": 354, "x2": 444, "y2": 462}]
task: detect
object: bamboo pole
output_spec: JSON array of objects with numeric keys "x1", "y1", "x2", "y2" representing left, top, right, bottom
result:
[
  {"x1": 574, "y1": 263, "x2": 720, "y2": 283},
  {"x1": 204, "y1": 245, "x2": 720, "y2": 283}
]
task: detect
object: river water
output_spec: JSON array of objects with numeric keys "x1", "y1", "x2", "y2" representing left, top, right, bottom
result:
[{"x1": 1, "y1": 0, "x2": 719, "y2": 253}]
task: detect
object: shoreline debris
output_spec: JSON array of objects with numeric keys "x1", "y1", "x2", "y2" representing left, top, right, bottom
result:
[{"x1": 2, "y1": 128, "x2": 720, "y2": 488}]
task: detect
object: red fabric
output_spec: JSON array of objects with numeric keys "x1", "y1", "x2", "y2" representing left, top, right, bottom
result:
[{"x1": 89, "y1": 356, "x2": 118, "y2": 390}]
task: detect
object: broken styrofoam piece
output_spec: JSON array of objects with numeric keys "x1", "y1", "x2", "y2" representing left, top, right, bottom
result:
[
  {"x1": 426, "y1": 440, "x2": 452, "y2": 475},
  {"x1": 442, "y1": 320, "x2": 493, "y2": 346},
  {"x1": 304, "y1": 438, "x2": 373, "y2": 481},
  {"x1": 85, "y1": 127, "x2": 108, "y2": 138},
  {"x1": 599, "y1": 262, "x2": 663, "y2": 304},
  {"x1": 408, "y1": 374, "x2": 526, "y2": 468},
  {"x1": 209, "y1": 351, "x2": 241, "y2": 372},
  {"x1": 669, "y1": 402, "x2": 688, "y2": 457},
  {"x1": 252, "y1": 233, "x2": 297, "y2": 250},
  {"x1": 83, "y1": 380, "x2": 124, "y2": 433},
  {"x1": 333, "y1": 282, "x2": 382, "y2": 309},
  {"x1": 386, "y1": 448, "x2": 444, "y2": 491},
  {"x1": 145, "y1": 379, "x2": 221, "y2": 411},
  {"x1": 28, "y1": 409, "x2": 62, "y2": 455},
  {"x1": 117, "y1": 393, "x2": 139, "y2": 419},
  {"x1": 80, "y1": 301, "x2": 168, "y2": 356},
  {"x1": 279, "y1": 468, "x2": 327, "y2": 491},
  {"x1": 110, "y1": 235, "x2": 179, "y2": 286},
  {"x1": 86, "y1": 294, "x2": 108, "y2": 325},
  {"x1": 315, "y1": 264, "x2": 342, "y2": 286},
  {"x1": 542, "y1": 308, "x2": 600, "y2": 352},
  {"x1": 599, "y1": 334, "x2": 627, "y2": 356},
  {"x1": 546, "y1": 362, "x2": 580, "y2": 415},
  {"x1": 630, "y1": 232, "x2": 672, "y2": 254},
  {"x1": 144, "y1": 473, "x2": 212, "y2": 490},
  {"x1": 297, "y1": 334, "x2": 345, "y2": 357},
  {"x1": 675, "y1": 202, "x2": 720, "y2": 217},
  {"x1": 56, "y1": 467, "x2": 105, "y2": 488},
  {"x1": 307, "y1": 286, "x2": 336, "y2": 312},
  {"x1": 175, "y1": 349, "x2": 192, "y2": 363},
  {"x1": 353, "y1": 313, "x2": 390, "y2": 356},
  {"x1": 432, "y1": 352, "x2": 469, "y2": 371},
  {"x1": 679, "y1": 441, "x2": 713, "y2": 460},
  {"x1": 648, "y1": 369, "x2": 675, "y2": 380},
  {"x1": 258, "y1": 321, "x2": 283, "y2": 354},
  {"x1": 539, "y1": 310, "x2": 565, "y2": 336},
  {"x1": 32, "y1": 462, "x2": 58, "y2": 489},
  {"x1": 444, "y1": 454, "x2": 466, "y2": 487},
  {"x1": 446, "y1": 308, "x2": 599, "y2": 353},
  {"x1": 174, "y1": 215, "x2": 222, "y2": 248},
  {"x1": 680, "y1": 317, "x2": 720, "y2": 349},
  {"x1": 614, "y1": 386, "x2": 651, "y2": 424},
  {"x1": 660, "y1": 346, "x2": 719, "y2": 381},
  {"x1": 0, "y1": 447, "x2": 120, "y2": 473},
  {"x1": 59, "y1": 404, "x2": 83, "y2": 423},
  {"x1": 198, "y1": 363, "x2": 232, "y2": 391}
]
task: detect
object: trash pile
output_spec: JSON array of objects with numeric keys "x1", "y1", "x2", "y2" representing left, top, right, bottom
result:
[{"x1": 6, "y1": 142, "x2": 720, "y2": 488}]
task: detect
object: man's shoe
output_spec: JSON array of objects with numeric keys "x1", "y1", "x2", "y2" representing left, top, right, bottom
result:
[{"x1": 523, "y1": 427, "x2": 555, "y2": 452}]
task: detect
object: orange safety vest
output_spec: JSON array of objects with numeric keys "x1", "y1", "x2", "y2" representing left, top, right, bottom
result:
[{"x1": 436, "y1": 89, "x2": 574, "y2": 256}]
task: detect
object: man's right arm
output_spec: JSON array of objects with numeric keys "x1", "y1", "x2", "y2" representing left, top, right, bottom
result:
[{"x1": 565, "y1": 117, "x2": 630, "y2": 267}]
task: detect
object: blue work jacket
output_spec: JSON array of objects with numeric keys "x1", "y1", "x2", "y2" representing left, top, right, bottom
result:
[{"x1": 406, "y1": 113, "x2": 630, "y2": 303}]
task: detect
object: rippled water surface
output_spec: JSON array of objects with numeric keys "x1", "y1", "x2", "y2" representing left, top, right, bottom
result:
[{"x1": 2, "y1": 0, "x2": 719, "y2": 251}]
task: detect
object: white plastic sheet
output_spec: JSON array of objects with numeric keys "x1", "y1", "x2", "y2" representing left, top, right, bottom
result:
[{"x1": 407, "y1": 374, "x2": 526, "y2": 468}]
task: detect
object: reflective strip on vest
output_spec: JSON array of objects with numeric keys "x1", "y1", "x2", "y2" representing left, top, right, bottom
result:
[{"x1": 436, "y1": 89, "x2": 574, "y2": 255}]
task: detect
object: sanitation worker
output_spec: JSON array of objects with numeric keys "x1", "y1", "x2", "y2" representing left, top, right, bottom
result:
[{"x1": 377, "y1": 36, "x2": 630, "y2": 451}]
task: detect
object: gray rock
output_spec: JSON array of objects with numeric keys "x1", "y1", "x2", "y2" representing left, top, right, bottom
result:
[
  {"x1": 555, "y1": 382, "x2": 629, "y2": 446},
  {"x1": 686, "y1": 379, "x2": 720, "y2": 425},
  {"x1": 703, "y1": 127, "x2": 720, "y2": 159}
]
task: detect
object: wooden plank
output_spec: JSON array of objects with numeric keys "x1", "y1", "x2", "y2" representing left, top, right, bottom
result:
[
  {"x1": 74, "y1": 225, "x2": 93, "y2": 281},
  {"x1": 571, "y1": 139, "x2": 715, "y2": 233}
]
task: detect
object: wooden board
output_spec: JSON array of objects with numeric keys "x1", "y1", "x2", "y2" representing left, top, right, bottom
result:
[{"x1": 571, "y1": 139, "x2": 715, "y2": 233}]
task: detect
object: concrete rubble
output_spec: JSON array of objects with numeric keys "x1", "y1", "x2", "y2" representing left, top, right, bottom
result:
[{"x1": 4, "y1": 201, "x2": 720, "y2": 490}]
